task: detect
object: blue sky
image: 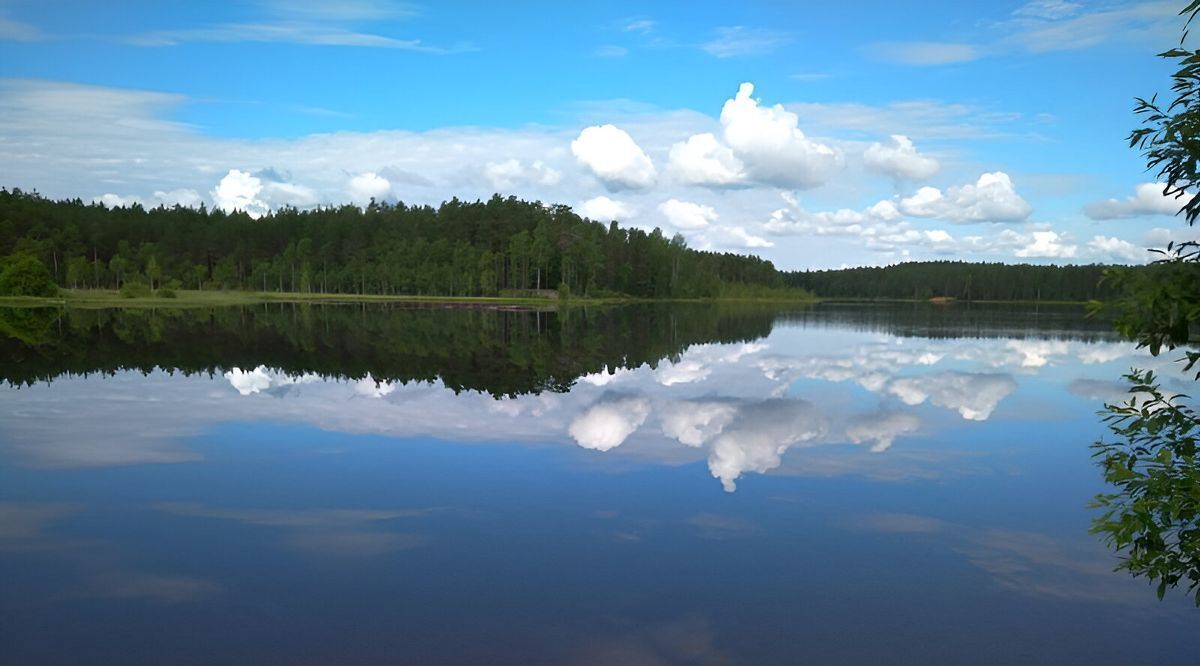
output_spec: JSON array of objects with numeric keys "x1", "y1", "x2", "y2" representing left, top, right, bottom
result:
[{"x1": 1, "y1": 0, "x2": 1197, "y2": 268}]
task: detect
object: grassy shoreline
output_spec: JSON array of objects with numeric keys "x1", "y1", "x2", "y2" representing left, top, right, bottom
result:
[
  {"x1": 0, "y1": 288, "x2": 819, "y2": 309},
  {"x1": 0, "y1": 290, "x2": 1091, "y2": 310}
]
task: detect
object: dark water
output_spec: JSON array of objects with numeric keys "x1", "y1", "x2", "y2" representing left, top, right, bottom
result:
[{"x1": 0, "y1": 302, "x2": 1196, "y2": 665}]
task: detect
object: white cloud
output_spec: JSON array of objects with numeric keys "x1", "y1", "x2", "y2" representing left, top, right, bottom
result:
[
  {"x1": 659, "y1": 401, "x2": 737, "y2": 447},
  {"x1": 622, "y1": 19, "x2": 656, "y2": 34},
  {"x1": 570, "y1": 124, "x2": 657, "y2": 189},
  {"x1": 1013, "y1": 229, "x2": 1076, "y2": 258},
  {"x1": 872, "y1": 2, "x2": 1174, "y2": 68},
  {"x1": 668, "y1": 133, "x2": 745, "y2": 186},
  {"x1": 212, "y1": 169, "x2": 320, "y2": 217},
  {"x1": 694, "y1": 225, "x2": 774, "y2": 250},
  {"x1": 94, "y1": 188, "x2": 203, "y2": 209},
  {"x1": 347, "y1": 171, "x2": 392, "y2": 204},
  {"x1": 126, "y1": 22, "x2": 467, "y2": 53},
  {"x1": 869, "y1": 42, "x2": 979, "y2": 66},
  {"x1": 212, "y1": 169, "x2": 271, "y2": 218},
  {"x1": 1087, "y1": 235, "x2": 1145, "y2": 263},
  {"x1": 863, "y1": 134, "x2": 939, "y2": 180},
  {"x1": 0, "y1": 15, "x2": 45, "y2": 42},
  {"x1": 702, "y1": 26, "x2": 789, "y2": 58},
  {"x1": 659, "y1": 199, "x2": 718, "y2": 230},
  {"x1": 845, "y1": 411, "x2": 920, "y2": 453},
  {"x1": 1084, "y1": 182, "x2": 1189, "y2": 220},
  {"x1": 899, "y1": 172, "x2": 1031, "y2": 223},
  {"x1": 707, "y1": 399, "x2": 827, "y2": 492},
  {"x1": 1013, "y1": 0, "x2": 1082, "y2": 20},
  {"x1": 568, "y1": 397, "x2": 651, "y2": 451},
  {"x1": 885, "y1": 371, "x2": 1017, "y2": 421},
  {"x1": 719, "y1": 82, "x2": 841, "y2": 189},
  {"x1": 594, "y1": 45, "x2": 629, "y2": 58},
  {"x1": 579, "y1": 196, "x2": 634, "y2": 222},
  {"x1": 483, "y1": 159, "x2": 561, "y2": 191},
  {"x1": 655, "y1": 359, "x2": 711, "y2": 385}
]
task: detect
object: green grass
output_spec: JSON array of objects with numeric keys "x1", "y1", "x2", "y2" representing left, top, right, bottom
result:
[
  {"x1": 0, "y1": 289, "x2": 568, "y2": 309},
  {"x1": 1, "y1": 288, "x2": 816, "y2": 309}
]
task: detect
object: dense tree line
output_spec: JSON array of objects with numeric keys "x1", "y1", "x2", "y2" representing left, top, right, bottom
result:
[
  {"x1": 0, "y1": 189, "x2": 786, "y2": 299},
  {"x1": 784, "y1": 261, "x2": 1124, "y2": 301}
]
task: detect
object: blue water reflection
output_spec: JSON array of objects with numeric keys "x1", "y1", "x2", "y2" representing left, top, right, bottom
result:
[{"x1": 1, "y1": 304, "x2": 1197, "y2": 664}]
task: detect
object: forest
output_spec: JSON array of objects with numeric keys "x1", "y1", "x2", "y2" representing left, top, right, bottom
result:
[
  {"x1": 0, "y1": 188, "x2": 1149, "y2": 302},
  {"x1": 784, "y1": 261, "x2": 1125, "y2": 301},
  {"x1": 0, "y1": 189, "x2": 786, "y2": 300}
]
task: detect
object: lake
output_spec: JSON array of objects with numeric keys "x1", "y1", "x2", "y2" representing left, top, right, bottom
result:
[{"x1": 1, "y1": 302, "x2": 1196, "y2": 664}]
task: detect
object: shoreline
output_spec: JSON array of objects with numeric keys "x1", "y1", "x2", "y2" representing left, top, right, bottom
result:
[{"x1": 0, "y1": 289, "x2": 819, "y2": 310}]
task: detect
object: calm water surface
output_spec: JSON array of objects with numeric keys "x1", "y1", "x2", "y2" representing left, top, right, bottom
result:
[{"x1": 0, "y1": 303, "x2": 1196, "y2": 664}]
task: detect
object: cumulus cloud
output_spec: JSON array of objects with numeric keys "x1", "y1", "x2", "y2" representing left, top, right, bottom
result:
[
  {"x1": 659, "y1": 401, "x2": 738, "y2": 447},
  {"x1": 845, "y1": 411, "x2": 920, "y2": 453},
  {"x1": 1084, "y1": 182, "x2": 1190, "y2": 220},
  {"x1": 659, "y1": 199, "x2": 718, "y2": 230},
  {"x1": 212, "y1": 169, "x2": 319, "y2": 217},
  {"x1": 885, "y1": 371, "x2": 1017, "y2": 421},
  {"x1": 719, "y1": 82, "x2": 841, "y2": 189},
  {"x1": 655, "y1": 359, "x2": 711, "y2": 385},
  {"x1": 707, "y1": 399, "x2": 827, "y2": 492},
  {"x1": 224, "y1": 366, "x2": 320, "y2": 396},
  {"x1": 693, "y1": 225, "x2": 774, "y2": 250},
  {"x1": 579, "y1": 196, "x2": 634, "y2": 222},
  {"x1": 570, "y1": 124, "x2": 657, "y2": 189},
  {"x1": 667, "y1": 133, "x2": 745, "y2": 186},
  {"x1": 212, "y1": 169, "x2": 271, "y2": 218},
  {"x1": 568, "y1": 397, "x2": 651, "y2": 451},
  {"x1": 1087, "y1": 235, "x2": 1145, "y2": 263},
  {"x1": 347, "y1": 171, "x2": 392, "y2": 204},
  {"x1": 94, "y1": 188, "x2": 203, "y2": 209},
  {"x1": 483, "y1": 159, "x2": 561, "y2": 191},
  {"x1": 863, "y1": 134, "x2": 939, "y2": 180},
  {"x1": 899, "y1": 172, "x2": 1031, "y2": 223},
  {"x1": 1011, "y1": 229, "x2": 1076, "y2": 258}
]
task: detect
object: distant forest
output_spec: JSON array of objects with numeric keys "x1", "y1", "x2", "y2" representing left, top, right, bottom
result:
[
  {"x1": 0, "y1": 188, "x2": 1144, "y2": 301},
  {"x1": 783, "y1": 261, "x2": 1123, "y2": 301},
  {"x1": 0, "y1": 189, "x2": 784, "y2": 299}
]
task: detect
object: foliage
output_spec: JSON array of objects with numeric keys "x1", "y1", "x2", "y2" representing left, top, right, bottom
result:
[
  {"x1": 1127, "y1": 1, "x2": 1200, "y2": 227},
  {"x1": 119, "y1": 281, "x2": 151, "y2": 299},
  {"x1": 158, "y1": 288, "x2": 177, "y2": 299},
  {"x1": 0, "y1": 190, "x2": 785, "y2": 301},
  {"x1": 1092, "y1": 370, "x2": 1200, "y2": 605},
  {"x1": 0, "y1": 254, "x2": 59, "y2": 297},
  {"x1": 1094, "y1": 242, "x2": 1200, "y2": 375},
  {"x1": 1090, "y1": 1, "x2": 1200, "y2": 606},
  {"x1": 785, "y1": 261, "x2": 1121, "y2": 302}
]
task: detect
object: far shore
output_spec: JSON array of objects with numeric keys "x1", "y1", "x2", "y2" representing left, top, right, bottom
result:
[{"x1": 0, "y1": 288, "x2": 820, "y2": 310}]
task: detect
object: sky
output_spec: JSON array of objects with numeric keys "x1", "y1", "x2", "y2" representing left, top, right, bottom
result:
[{"x1": 1, "y1": 0, "x2": 1199, "y2": 269}]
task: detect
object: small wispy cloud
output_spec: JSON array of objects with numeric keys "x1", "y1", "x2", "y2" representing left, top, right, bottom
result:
[
  {"x1": 0, "y1": 14, "x2": 45, "y2": 42},
  {"x1": 869, "y1": 0, "x2": 1178, "y2": 67},
  {"x1": 622, "y1": 18, "x2": 656, "y2": 34},
  {"x1": 594, "y1": 44, "x2": 629, "y2": 58},
  {"x1": 702, "y1": 26, "x2": 790, "y2": 58},
  {"x1": 1012, "y1": 0, "x2": 1082, "y2": 20},
  {"x1": 263, "y1": 0, "x2": 420, "y2": 21},
  {"x1": 127, "y1": 23, "x2": 473, "y2": 53},
  {"x1": 868, "y1": 41, "x2": 979, "y2": 66}
]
